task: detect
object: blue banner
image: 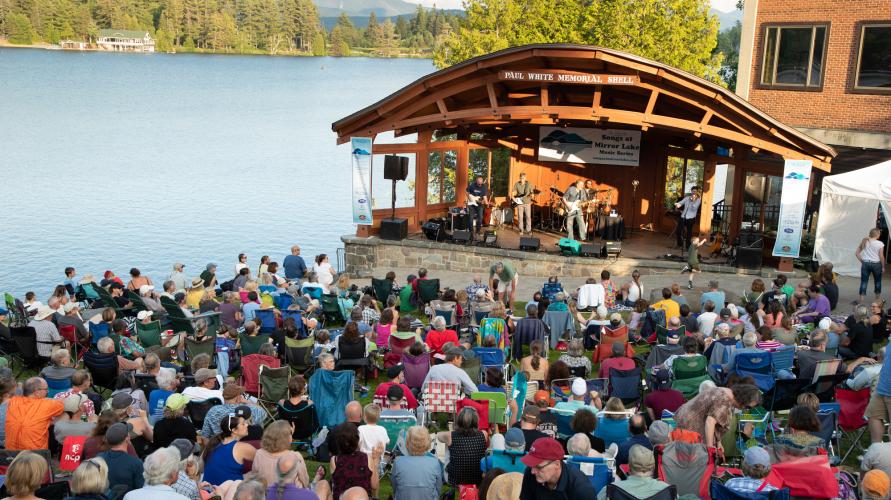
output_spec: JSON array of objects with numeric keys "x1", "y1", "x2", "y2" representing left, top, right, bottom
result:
[
  {"x1": 351, "y1": 137, "x2": 373, "y2": 225},
  {"x1": 772, "y1": 159, "x2": 812, "y2": 257}
]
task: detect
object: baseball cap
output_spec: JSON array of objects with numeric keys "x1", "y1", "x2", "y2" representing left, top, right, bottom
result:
[
  {"x1": 520, "y1": 438, "x2": 564, "y2": 468},
  {"x1": 533, "y1": 389, "x2": 553, "y2": 406},
  {"x1": 233, "y1": 405, "x2": 252, "y2": 421},
  {"x1": 743, "y1": 446, "x2": 771, "y2": 468},
  {"x1": 104, "y1": 270, "x2": 115, "y2": 278},
  {"x1": 170, "y1": 438, "x2": 199, "y2": 460},
  {"x1": 0, "y1": 308, "x2": 7, "y2": 315},
  {"x1": 646, "y1": 420, "x2": 671, "y2": 445},
  {"x1": 139, "y1": 284, "x2": 154, "y2": 295},
  {"x1": 386, "y1": 385, "x2": 405, "y2": 402},
  {"x1": 63, "y1": 393, "x2": 85, "y2": 413},
  {"x1": 165, "y1": 393, "x2": 189, "y2": 411},
  {"x1": 719, "y1": 307, "x2": 732, "y2": 318},
  {"x1": 222, "y1": 383, "x2": 245, "y2": 401},
  {"x1": 105, "y1": 422, "x2": 131, "y2": 446},
  {"x1": 654, "y1": 368, "x2": 671, "y2": 385},
  {"x1": 609, "y1": 313, "x2": 622, "y2": 322},
  {"x1": 628, "y1": 444, "x2": 655, "y2": 470},
  {"x1": 571, "y1": 377, "x2": 586, "y2": 396},
  {"x1": 504, "y1": 428, "x2": 526, "y2": 449},
  {"x1": 111, "y1": 392, "x2": 134, "y2": 410},
  {"x1": 137, "y1": 310, "x2": 153, "y2": 321},
  {"x1": 522, "y1": 405, "x2": 541, "y2": 422},
  {"x1": 193, "y1": 368, "x2": 217, "y2": 385},
  {"x1": 863, "y1": 470, "x2": 891, "y2": 498},
  {"x1": 666, "y1": 329, "x2": 680, "y2": 339},
  {"x1": 109, "y1": 282, "x2": 124, "y2": 291},
  {"x1": 386, "y1": 365, "x2": 404, "y2": 379},
  {"x1": 818, "y1": 317, "x2": 832, "y2": 331}
]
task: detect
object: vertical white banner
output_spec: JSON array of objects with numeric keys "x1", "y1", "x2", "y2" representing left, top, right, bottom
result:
[
  {"x1": 351, "y1": 137, "x2": 373, "y2": 225},
  {"x1": 772, "y1": 159, "x2": 812, "y2": 257}
]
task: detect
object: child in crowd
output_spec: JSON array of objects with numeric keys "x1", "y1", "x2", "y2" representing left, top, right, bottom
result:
[
  {"x1": 313, "y1": 329, "x2": 334, "y2": 359},
  {"x1": 681, "y1": 237, "x2": 706, "y2": 289},
  {"x1": 358, "y1": 403, "x2": 390, "y2": 454},
  {"x1": 24, "y1": 291, "x2": 41, "y2": 313}
]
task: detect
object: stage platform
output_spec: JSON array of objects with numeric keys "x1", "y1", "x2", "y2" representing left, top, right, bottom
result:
[{"x1": 342, "y1": 226, "x2": 802, "y2": 281}]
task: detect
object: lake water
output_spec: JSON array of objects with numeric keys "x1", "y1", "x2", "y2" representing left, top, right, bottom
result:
[{"x1": 0, "y1": 48, "x2": 434, "y2": 299}]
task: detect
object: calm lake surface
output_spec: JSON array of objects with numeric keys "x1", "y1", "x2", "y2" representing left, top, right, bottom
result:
[{"x1": 0, "y1": 48, "x2": 434, "y2": 299}]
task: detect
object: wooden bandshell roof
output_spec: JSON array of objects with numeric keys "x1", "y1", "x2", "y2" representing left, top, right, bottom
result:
[{"x1": 332, "y1": 44, "x2": 836, "y2": 170}]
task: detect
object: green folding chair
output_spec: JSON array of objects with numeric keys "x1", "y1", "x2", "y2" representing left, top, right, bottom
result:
[
  {"x1": 670, "y1": 354, "x2": 710, "y2": 398},
  {"x1": 320, "y1": 294, "x2": 344, "y2": 324},
  {"x1": 125, "y1": 290, "x2": 150, "y2": 313},
  {"x1": 284, "y1": 336, "x2": 315, "y2": 375},
  {"x1": 136, "y1": 321, "x2": 162, "y2": 347},
  {"x1": 239, "y1": 334, "x2": 271, "y2": 356},
  {"x1": 185, "y1": 335, "x2": 216, "y2": 363},
  {"x1": 417, "y1": 279, "x2": 440, "y2": 304},
  {"x1": 258, "y1": 365, "x2": 291, "y2": 420},
  {"x1": 472, "y1": 391, "x2": 508, "y2": 426}
]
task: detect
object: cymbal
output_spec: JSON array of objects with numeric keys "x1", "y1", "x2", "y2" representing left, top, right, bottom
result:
[
  {"x1": 532, "y1": 188, "x2": 542, "y2": 194},
  {"x1": 549, "y1": 186, "x2": 564, "y2": 196}
]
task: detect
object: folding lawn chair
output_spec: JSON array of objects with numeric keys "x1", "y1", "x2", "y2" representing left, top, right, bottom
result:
[
  {"x1": 88, "y1": 322, "x2": 111, "y2": 347},
  {"x1": 770, "y1": 345, "x2": 795, "y2": 376},
  {"x1": 402, "y1": 352, "x2": 430, "y2": 391},
  {"x1": 184, "y1": 335, "x2": 216, "y2": 364},
  {"x1": 255, "y1": 309, "x2": 277, "y2": 333},
  {"x1": 58, "y1": 324, "x2": 87, "y2": 364},
  {"x1": 609, "y1": 366, "x2": 643, "y2": 405},
  {"x1": 565, "y1": 455, "x2": 614, "y2": 493},
  {"x1": 186, "y1": 397, "x2": 222, "y2": 431},
  {"x1": 277, "y1": 401, "x2": 319, "y2": 447},
  {"x1": 474, "y1": 347, "x2": 509, "y2": 380},
  {"x1": 552, "y1": 408, "x2": 575, "y2": 439},
  {"x1": 308, "y1": 369, "x2": 355, "y2": 428},
  {"x1": 136, "y1": 320, "x2": 162, "y2": 347},
  {"x1": 257, "y1": 365, "x2": 290, "y2": 418},
  {"x1": 429, "y1": 300, "x2": 457, "y2": 328},
  {"x1": 656, "y1": 441, "x2": 717, "y2": 499},
  {"x1": 482, "y1": 449, "x2": 526, "y2": 474},
  {"x1": 709, "y1": 480, "x2": 789, "y2": 500},
  {"x1": 670, "y1": 354, "x2": 710, "y2": 398},
  {"x1": 320, "y1": 294, "x2": 344, "y2": 324},
  {"x1": 422, "y1": 380, "x2": 461, "y2": 423},
  {"x1": 595, "y1": 412, "x2": 633, "y2": 447},
  {"x1": 273, "y1": 293, "x2": 293, "y2": 311},
  {"x1": 417, "y1": 278, "x2": 440, "y2": 305},
  {"x1": 811, "y1": 408, "x2": 839, "y2": 463},
  {"x1": 835, "y1": 387, "x2": 870, "y2": 463},
  {"x1": 471, "y1": 391, "x2": 507, "y2": 426},
  {"x1": 284, "y1": 336, "x2": 315, "y2": 376},
  {"x1": 239, "y1": 333, "x2": 271, "y2": 356},
  {"x1": 607, "y1": 484, "x2": 677, "y2": 500},
  {"x1": 461, "y1": 355, "x2": 482, "y2": 384},
  {"x1": 476, "y1": 318, "x2": 508, "y2": 350},
  {"x1": 733, "y1": 351, "x2": 775, "y2": 393},
  {"x1": 371, "y1": 278, "x2": 394, "y2": 304},
  {"x1": 456, "y1": 397, "x2": 490, "y2": 429},
  {"x1": 44, "y1": 376, "x2": 72, "y2": 398},
  {"x1": 379, "y1": 413, "x2": 417, "y2": 455},
  {"x1": 385, "y1": 335, "x2": 415, "y2": 368},
  {"x1": 280, "y1": 310, "x2": 306, "y2": 337},
  {"x1": 241, "y1": 353, "x2": 280, "y2": 395}
]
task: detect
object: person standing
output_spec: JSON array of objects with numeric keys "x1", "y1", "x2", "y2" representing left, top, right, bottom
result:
[
  {"x1": 563, "y1": 180, "x2": 587, "y2": 241},
  {"x1": 466, "y1": 175, "x2": 488, "y2": 235},
  {"x1": 513, "y1": 172, "x2": 535, "y2": 235},
  {"x1": 489, "y1": 261, "x2": 518, "y2": 307},
  {"x1": 857, "y1": 228, "x2": 886, "y2": 305},
  {"x1": 674, "y1": 186, "x2": 702, "y2": 249},
  {"x1": 681, "y1": 237, "x2": 707, "y2": 289}
]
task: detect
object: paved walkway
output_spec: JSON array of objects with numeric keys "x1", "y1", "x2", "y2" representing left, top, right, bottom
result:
[{"x1": 354, "y1": 265, "x2": 888, "y2": 313}]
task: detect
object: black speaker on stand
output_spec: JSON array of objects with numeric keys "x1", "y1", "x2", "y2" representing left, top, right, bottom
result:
[
  {"x1": 736, "y1": 231, "x2": 764, "y2": 270},
  {"x1": 380, "y1": 155, "x2": 409, "y2": 241}
]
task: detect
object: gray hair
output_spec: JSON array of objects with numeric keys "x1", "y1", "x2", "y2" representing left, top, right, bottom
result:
[
  {"x1": 22, "y1": 377, "x2": 45, "y2": 396},
  {"x1": 234, "y1": 479, "x2": 266, "y2": 500},
  {"x1": 97, "y1": 337, "x2": 115, "y2": 353},
  {"x1": 555, "y1": 292, "x2": 566, "y2": 301},
  {"x1": 525, "y1": 303, "x2": 538, "y2": 317},
  {"x1": 854, "y1": 305, "x2": 870, "y2": 325},
  {"x1": 566, "y1": 433, "x2": 591, "y2": 456},
  {"x1": 709, "y1": 279, "x2": 719, "y2": 289},
  {"x1": 715, "y1": 323, "x2": 730, "y2": 337},
  {"x1": 193, "y1": 318, "x2": 207, "y2": 334},
  {"x1": 596, "y1": 305, "x2": 608, "y2": 319},
  {"x1": 431, "y1": 316, "x2": 446, "y2": 331},
  {"x1": 568, "y1": 338, "x2": 585, "y2": 357},
  {"x1": 317, "y1": 353, "x2": 334, "y2": 367},
  {"x1": 143, "y1": 447, "x2": 180, "y2": 486},
  {"x1": 51, "y1": 349, "x2": 70, "y2": 366},
  {"x1": 163, "y1": 280, "x2": 176, "y2": 292},
  {"x1": 48, "y1": 296, "x2": 61, "y2": 308},
  {"x1": 144, "y1": 353, "x2": 160, "y2": 372},
  {"x1": 156, "y1": 367, "x2": 177, "y2": 390},
  {"x1": 742, "y1": 331, "x2": 758, "y2": 348}
]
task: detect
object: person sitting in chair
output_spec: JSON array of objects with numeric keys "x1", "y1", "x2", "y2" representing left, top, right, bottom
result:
[
  {"x1": 596, "y1": 445, "x2": 669, "y2": 500},
  {"x1": 598, "y1": 342, "x2": 634, "y2": 379}
]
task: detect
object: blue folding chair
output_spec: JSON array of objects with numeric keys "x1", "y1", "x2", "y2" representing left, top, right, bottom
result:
[
  {"x1": 274, "y1": 294, "x2": 293, "y2": 311},
  {"x1": 481, "y1": 449, "x2": 527, "y2": 474},
  {"x1": 89, "y1": 322, "x2": 110, "y2": 347},
  {"x1": 733, "y1": 351, "x2": 775, "y2": 392},
  {"x1": 44, "y1": 376, "x2": 72, "y2": 398},
  {"x1": 565, "y1": 456, "x2": 614, "y2": 493},
  {"x1": 474, "y1": 347, "x2": 508, "y2": 382},
  {"x1": 594, "y1": 413, "x2": 631, "y2": 447},
  {"x1": 280, "y1": 310, "x2": 307, "y2": 337},
  {"x1": 255, "y1": 309, "x2": 277, "y2": 334},
  {"x1": 710, "y1": 479, "x2": 790, "y2": 500},
  {"x1": 813, "y1": 407, "x2": 839, "y2": 463},
  {"x1": 259, "y1": 285, "x2": 277, "y2": 294},
  {"x1": 770, "y1": 345, "x2": 795, "y2": 376},
  {"x1": 553, "y1": 409, "x2": 574, "y2": 439}
]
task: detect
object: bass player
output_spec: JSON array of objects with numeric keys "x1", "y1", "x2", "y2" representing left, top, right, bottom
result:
[{"x1": 563, "y1": 179, "x2": 588, "y2": 240}]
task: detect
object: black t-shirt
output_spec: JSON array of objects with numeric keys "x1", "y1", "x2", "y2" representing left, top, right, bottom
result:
[
  {"x1": 874, "y1": 313, "x2": 890, "y2": 342},
  {"x1": 511, "y1": 422, "x2": 548, "y2": 452},
  {"x1": 822, "y1": 282, "x2": 839, "y2": 311},
  {"x1": 153, "y1": 416, "x2": 197, "y2": 448},
  {"x1": 114, "y1": 296, "x2": 130, "y2": 308},
  {"x1": 845, "y1": 316, "x2": 874, "y2": 358}
]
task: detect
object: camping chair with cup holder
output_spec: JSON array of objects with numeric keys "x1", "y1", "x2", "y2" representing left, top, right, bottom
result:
[
  {"x1": 284, "y1": 336, "x2": 315, "y2": 376},
  {"x1": 257, "y1": 365, "x2": 291, "y2": 420}
]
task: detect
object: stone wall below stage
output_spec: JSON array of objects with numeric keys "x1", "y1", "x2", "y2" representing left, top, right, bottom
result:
[{"x1": 341, "y1": 235, "x2": 790, "y2": 280}]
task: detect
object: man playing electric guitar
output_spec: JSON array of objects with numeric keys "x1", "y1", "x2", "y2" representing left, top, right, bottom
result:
[
  {"x1": 466, "y1": 175, "x2": 490, "y2": 234},
  {"x1": 563, "y1": 180, "x2": 588, "y2": 241}
]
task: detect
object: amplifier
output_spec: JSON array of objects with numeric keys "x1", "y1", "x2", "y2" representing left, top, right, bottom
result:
[
  {"x1": 736, "y1": 247, "x2": 763, "y2": 270},
  {"x1": 422, "y1": 220, "x2": 446, "y2": 242},
  {"x1": 452, "y1": 230, "x2": 472, "y2": 245},
  {"x1": 519, "y1": 237, "x2": 540, "y2": 252},
  {"x1": 379, "y1": 218, "x2": 407, "y2": 240},
  {"x1": 579, "y1": 243, "x2": 599, "y2": 257},
  {"x1": 603, "y1": 241, "x2": 622, "y2": 259}
]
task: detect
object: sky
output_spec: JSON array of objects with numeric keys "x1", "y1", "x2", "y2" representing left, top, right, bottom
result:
[{"x1": 402, "y1": 0, "x2": 739, "y2": 12}]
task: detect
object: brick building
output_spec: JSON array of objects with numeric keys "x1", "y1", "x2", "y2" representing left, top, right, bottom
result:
[{"x1": 736, "y1": 0, "x2": 891, "y2": 172}]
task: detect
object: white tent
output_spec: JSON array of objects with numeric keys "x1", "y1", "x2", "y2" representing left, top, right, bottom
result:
[{"x1": 814, "y1": 160, "x2": 891, "y2": 276}]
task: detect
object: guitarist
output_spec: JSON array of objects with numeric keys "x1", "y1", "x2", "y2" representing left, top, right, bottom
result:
[
  {"x1": 466, "y1": 175, "x2": 489, "y2": 234},
  {"x1": 512, "y1": 172, "x2": 535, "y2": 235},
  {"x1": 563, "y1": 179, "x2": 588, "y2": 241}
]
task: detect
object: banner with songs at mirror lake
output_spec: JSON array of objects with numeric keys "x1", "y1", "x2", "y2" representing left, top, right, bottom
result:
[
  {"x1": 772, "y1": 159, "x2": 812, "y2": 257},
  {"x1": 351, "y1": 137, "x2": 373, "y2": 225}
]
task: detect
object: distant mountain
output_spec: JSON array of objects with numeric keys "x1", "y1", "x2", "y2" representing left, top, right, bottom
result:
[
  {"x1": 711, "y1": 8, "x2": 743, "y2": 31},
  {"x1": 313, "y1": 0, "x2": 421, "y2": 17},
  {"x1": 320, "y1": 9, "x2": 463, "y2": 30}
]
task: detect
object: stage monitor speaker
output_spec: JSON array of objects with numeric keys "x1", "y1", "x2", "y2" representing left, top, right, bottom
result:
[
  {"x1": 483, "y1": 230, "x2": 498, "y2": 248},
  {"x1": 452, "y1": 230, "x2": 472, "y2": 245},
  {"x1": 738, "y1": 231, "x2": 764, "y2": 248},
  {"x1": 579, "y1": 243, "x2": 599, "y2": 257},
  {"x1": 379, "y1": 217, "x2": 407, "y2": 241},
  {"x1": 383, "y1": 155, "x2": 409, "y2": 181},
  {"x1": 519, "y1": 237, "x2": 540, "y2": 252},
  {"x1": 557, "y1": 237, "x2": 581, "y2": 256},
  {"x1": 422, "y1": 220, "x2": 446, "y2": 242},
  {"x1": 736, "y1": 247, "x2": 763, "y2": 270},
  {"x1": 603, "y1": 241, "x2": 622, "y2": 259}
]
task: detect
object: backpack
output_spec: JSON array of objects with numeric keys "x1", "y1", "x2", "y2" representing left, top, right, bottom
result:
[{"x1": 836, "y1": 470, "x2": 857, "y2": 500}]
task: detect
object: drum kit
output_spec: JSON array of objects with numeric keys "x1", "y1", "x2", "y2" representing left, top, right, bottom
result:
[{"x1": 534, "y1": 185, "x2": 614, "y2": 233}]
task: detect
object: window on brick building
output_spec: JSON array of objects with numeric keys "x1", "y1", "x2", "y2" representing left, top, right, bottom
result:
[
  {"x1": 760, "y1": 25, "x2": 828, "y2": 88},
  {"x1": 855, "y1": 25, "x2": 891, "y2": 91}
]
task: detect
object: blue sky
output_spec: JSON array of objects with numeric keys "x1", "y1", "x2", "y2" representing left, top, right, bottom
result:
[{"x1": 403, "y1": 0, "x2": 739, "y2": 12}]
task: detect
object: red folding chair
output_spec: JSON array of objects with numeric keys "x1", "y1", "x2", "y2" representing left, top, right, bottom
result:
[
  {"x1": 240, "y1": 353, "x2": 280, "y2": 395},
  {"x1": 835, "y1": 387, "x2": 870, "y2": 463},
  {"x1": 456, "y1": 397, "x2": 490, "y2": 430},
  {"x1": 58, "y1": 324, "x2": 87, "y2": 364}
]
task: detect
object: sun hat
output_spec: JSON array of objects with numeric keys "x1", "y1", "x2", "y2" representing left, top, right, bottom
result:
[
  {"x1": 486, "y1": 472, "x2": 523, "y2": 500},
  {"x1": 63, "y1": 302, "x2": 80, "y2": 313},
  {"x1": 34, "y1": 306, "x2": 55, "y2": 321},
  {"x1": 193, "y1": 368, "x2": 217, "y2": 385},
  {"x1": 863, "y1": 470, "x2": 890, "y2": 498},
  {"x1": 138, "y1": 284, "x2": 154, "y2": 295},
  {"x1": 571, "y1": 377, "x2": 586, "y2": 396},
  {"x1": 63, "y1": 394, "x2": 86, "y2": 413},
  {"x1": 628, "y1": 444, "x2": 655, "y2": 470},
  {"x1": 137, "y1": 310, "x2": 153, "y2": 321},
  {"x1": 520, "y1": 438, "x2": 564, "y2": 467},
  {"x1": 165, "y1": 393, "x2": 189, "y2": 411},
  {"x1": 191, "y1": 277, "x2": 204, "y2": 288}
]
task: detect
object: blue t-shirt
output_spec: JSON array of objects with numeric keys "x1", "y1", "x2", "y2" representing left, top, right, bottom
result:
[
  {"x1": 282, "y1": 255, "x2": 307, "y2": 280},
  {"x1": 700, "y1": 290, "x2": 726, "y2": 309},
  {"x1": 876, "y1": 350, "x2": 891, "y2": 397},
  {"x1": 100, "y1": 449, "x2": 144, "y2": 491},
  {"x1": 243, "y1": 302, "x2": 261, "y2": 323},
  {"x1": 467, "y1": 183, "x2": 487, "y2": 199},
  {"x1": 149, "y1": 389, "x2": 174, "y2": 422}
]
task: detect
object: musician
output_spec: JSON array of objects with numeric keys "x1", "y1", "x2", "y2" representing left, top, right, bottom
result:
[
  {"x1": 584, "y1": 180, "x2": 596, "y2": 200},
  {"x1": 512, "y1": 172, "x2": 535, "y2": 235},
  {"x1": 466, "y1": 175, "x2": 488, "y2": 234},
  {"x1": 563, "y1": 180, "x2": 587, "y2": 241},
  {"x1": 674, "y1": 185, "x2": 702, "y2": 249}
]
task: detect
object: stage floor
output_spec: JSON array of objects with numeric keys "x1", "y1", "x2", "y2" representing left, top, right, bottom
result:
[{"x1": 406, "y1": 225, "x2": 731, "y2": 265}]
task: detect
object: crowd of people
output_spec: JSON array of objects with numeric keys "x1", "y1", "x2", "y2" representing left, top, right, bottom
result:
[{"x1": 0, "y1": 239, "x2": 889, "y2": 500}]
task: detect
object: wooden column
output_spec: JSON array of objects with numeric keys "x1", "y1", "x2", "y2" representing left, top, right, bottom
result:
[
  {"x1": 699, "y1": 158, "x2": 717, "y2": 235},
  {"x1": 416, "y1": 132, "x2": 431, "y2": 223}
]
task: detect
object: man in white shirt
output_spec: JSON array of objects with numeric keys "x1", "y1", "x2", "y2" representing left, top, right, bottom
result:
[
  {"x1": 181, "y1": 368, "x2": 223, "y2": 401},
  {"x1": 577, "y1": 278, "x2": 605, "y2": 310},
  {"x1": 697, "y1": 300, "x2": 719, "y2": 338},
  {"x1": 423, "y1": 347, "x2": 478, "y2": 394},
  {"x1": 123, "y1": 446, "x2": 189, "y2": 500}
]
